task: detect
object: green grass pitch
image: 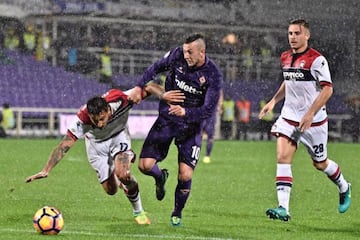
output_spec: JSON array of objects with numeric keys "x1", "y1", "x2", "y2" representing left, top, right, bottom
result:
[{"x1": 0, "y1": 139, "x2": 359, "y2": 240}]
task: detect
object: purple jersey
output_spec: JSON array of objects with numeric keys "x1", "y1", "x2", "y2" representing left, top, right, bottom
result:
[{"x1": 137, "y1": 47, "x2": 223, "y2": 125}]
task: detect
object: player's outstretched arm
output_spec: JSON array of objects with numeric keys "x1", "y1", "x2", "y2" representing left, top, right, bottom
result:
[
  {"x1": 127, "y1": 86, "x2": 143, "y2": 104},
  {"x1": 144, "y1": 82, "x2": 185, "y2": 103},
  {"x1": 25, "y1": 135, "x2": 76, "y2": 183}
]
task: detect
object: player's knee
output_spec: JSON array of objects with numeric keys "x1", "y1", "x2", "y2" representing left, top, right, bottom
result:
[
  {"x1": 179, "y1": 170, "x2": 193, "y2": 182},
  {"x1": 102, "y1": 180, "x2": 118, "y2": 195},
  {"x1": 104, "y1": 186, "x2": 118, "y2": 195},
  {"x1": 312, "y1": 159, "x2": 327, "y2": 171},
  {"x1": 138, "y1": 160, "x2": 145, "y2": 172},
  {"x1": 107, "y1": 190, "x2": 117, "y2": 195},
  {"x1": 138, "y1": 158, "x2": 154, "y2": 173}
]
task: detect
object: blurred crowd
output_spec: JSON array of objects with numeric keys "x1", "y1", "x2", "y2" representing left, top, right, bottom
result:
[
  {"x1": 0, "y1": 23, "x2": 52, "y2": 62},
  {"x1": 0, "y1": 16, "x2": 278, "y2": 83}
]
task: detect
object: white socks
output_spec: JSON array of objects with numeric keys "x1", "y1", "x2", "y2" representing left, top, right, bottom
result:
[
  {"x1": 276, "y1": 163, "x2": 292, "y2": 212},
  {"x1": 323, "y1": 159, "x2": 348, "y2": 193}
]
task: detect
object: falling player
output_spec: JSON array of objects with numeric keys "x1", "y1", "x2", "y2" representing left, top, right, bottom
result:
[{"x1": 26, "y1": 83, "x2": 184, "y2": 225}]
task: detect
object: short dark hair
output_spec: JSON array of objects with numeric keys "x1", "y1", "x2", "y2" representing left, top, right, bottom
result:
[
  {"x1": 86, "y1": 96, "x2": 108, "y2": 115},
  {"x1": 290, "y1": 19, "x2": 310, "y2": 30},
  {"x1": 185, "y1": 33, "x2": 205, "y2": 44}
]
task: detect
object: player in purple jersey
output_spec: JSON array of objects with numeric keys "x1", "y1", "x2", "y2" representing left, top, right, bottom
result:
[
  {"x1": 128, "y1": 33, "x2": 223, "y2": 226},
  {"x1": 201, "y1": 112, "x2": 217, "y2": 163},
  {"x1": 259, "y1": 19, "x2": 351, "y2": 221},
  {"x1": 201, "y1": 89, "x2": 223, "y2": 163}
]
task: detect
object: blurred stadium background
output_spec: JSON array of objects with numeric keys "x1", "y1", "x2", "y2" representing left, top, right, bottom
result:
[{"x1": 0, "y1": 0, "x2": 359, "y2": 141}]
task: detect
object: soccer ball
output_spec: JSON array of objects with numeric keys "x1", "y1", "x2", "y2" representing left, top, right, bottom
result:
[{"x1": 32, "y1": 206, "x2": 64, "y2": 235}]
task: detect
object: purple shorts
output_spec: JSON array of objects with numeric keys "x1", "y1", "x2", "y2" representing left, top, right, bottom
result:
[{"x1": 140, "y1": 116, "x2": 202, "y2": 169}]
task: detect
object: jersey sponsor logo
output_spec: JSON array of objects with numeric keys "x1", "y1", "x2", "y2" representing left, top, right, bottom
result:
[
  {"x1": 283, "y1": 71, "x2": 305, "y2": 81},
  {"x1": 175, "y1": 77, "x2": 203, "y2": 95}
]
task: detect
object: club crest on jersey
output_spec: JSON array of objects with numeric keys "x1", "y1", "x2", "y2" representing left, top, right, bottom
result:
[
  {"x1": 299, "y1": 60, "x2": 305, "y2": 68},
  {"x1": 199, "y1": 76, "x2": 206, "y2": 86}
]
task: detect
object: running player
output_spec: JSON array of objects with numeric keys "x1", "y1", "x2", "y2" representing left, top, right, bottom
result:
[
  {"x1": 201, "y1": 89, "x2": 223, "y2": 163},
  {"x1": 128, "y1": 33, "x2": 223, "y2": 226},
  {"x1": 259, "y1": 19, "x2": 351, "y2": 221}
]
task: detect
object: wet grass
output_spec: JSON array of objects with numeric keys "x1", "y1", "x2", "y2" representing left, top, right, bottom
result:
[{"x1": 0, "y1": 139, "x2": 359, "y2": 240}]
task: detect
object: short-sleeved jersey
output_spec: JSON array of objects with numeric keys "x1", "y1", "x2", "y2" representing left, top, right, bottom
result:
[
  {"x1": 280, "y1": 47, "x2": 332, "y2": 123},
  {"x1": 67, "y1": 89, "x2": 132, "y2": 142},
  {"x1": 137, "y1": 47, "x2": 223, "y2": 125}
]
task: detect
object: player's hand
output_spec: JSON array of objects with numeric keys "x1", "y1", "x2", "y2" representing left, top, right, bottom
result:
[
  {"x1": 168, "y1": 104, "x2": 186, "y2": 117},
  {"x1": 299, "y1": 112, "x2": 314, "y2": 132},
  {"x1": 127, "y1": 86, "x2": 143, "y2": 104},
  {"x1": 161, "y1": 90, "x2": 185, "y2": 103},
  {"x1": 25, "y1": 171, "x2": 49, "y2": 183},
  {"x1": 258, "y1": 100, "x2": 275, "y2": 119}
]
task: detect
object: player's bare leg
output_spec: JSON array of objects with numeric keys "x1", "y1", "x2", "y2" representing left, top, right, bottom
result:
[
  {"x1": 101, "y1": 173, "x2": 119, "y2": 195},
  {"x1": 115, "y1": 151, "x2": 150, "y2": 224}
]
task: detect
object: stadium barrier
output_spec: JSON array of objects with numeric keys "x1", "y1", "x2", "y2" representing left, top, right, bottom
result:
[{"x1": 3, "y1": 107, "x2": 352, "y2": 141}]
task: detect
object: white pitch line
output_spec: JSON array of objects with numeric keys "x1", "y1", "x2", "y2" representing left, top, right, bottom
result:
[{"x1": 0, "y1": 228, "x2": 239, "y2": 240}]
